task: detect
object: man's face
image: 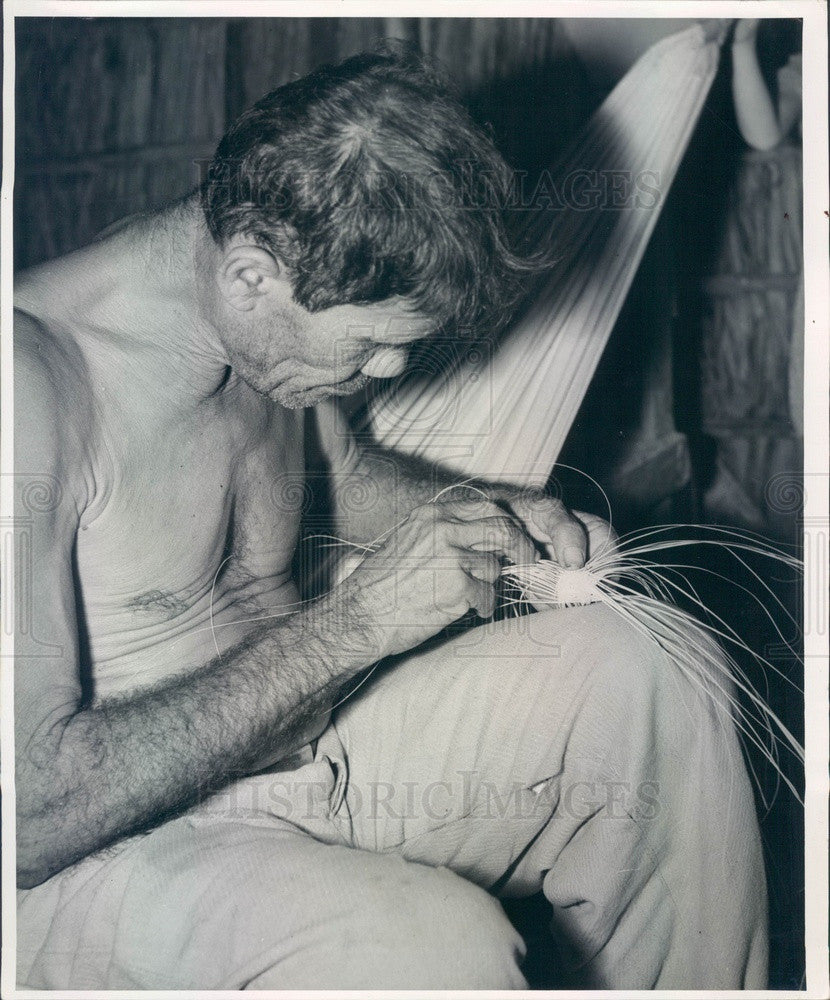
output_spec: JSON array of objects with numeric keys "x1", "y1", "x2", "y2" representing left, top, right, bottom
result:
[{"x1": 225, "y1": 295, "x2": 434, "y2": 409}]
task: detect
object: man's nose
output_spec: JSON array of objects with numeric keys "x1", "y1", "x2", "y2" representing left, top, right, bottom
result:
[{"x1": 360, "y1": 347, "x2": 408, "y2": 379}]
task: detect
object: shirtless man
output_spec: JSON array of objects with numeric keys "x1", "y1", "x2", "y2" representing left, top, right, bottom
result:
[{"x1": 14, "y1": 49, "x2": 768, "y2": 990}]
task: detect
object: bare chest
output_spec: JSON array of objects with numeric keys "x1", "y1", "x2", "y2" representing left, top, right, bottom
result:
[{"x1": 77, "y1": 384, "x2": 306, "y2": 633}]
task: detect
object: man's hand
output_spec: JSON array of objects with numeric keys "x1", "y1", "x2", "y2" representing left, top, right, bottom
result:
[
  {"x1": 334, "y1": 498, "x2": 538, "y2": 658},
  {"x1": 506, "y1": 493, "x2": 618, "y2": 567}
]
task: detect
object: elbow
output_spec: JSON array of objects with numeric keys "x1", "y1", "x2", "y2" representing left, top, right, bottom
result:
[
  {"x1": 15, "y1": 787, "x2": 81, "y2": 889},
  {"x1": 737, "y1": 120, "x2": 785, "y2": 151},
  {"x1": 16, "y1": 815, "x2": 68, "y2": 889},
  {"x1": 15, "y1": 711, "x2": 89, "y2": 888},
  {"x1": 16, "y1": 846, "x2": 62, "y2": 890},
  {"x1": 15, "y1": 836, "x2": 84, "y2": 889},
  {"x1": 17, "y1": 863, "x2": 52, "y2": 891},
  {"x1": 17, "y1": 860, "x2": 68, "y2": 889}
]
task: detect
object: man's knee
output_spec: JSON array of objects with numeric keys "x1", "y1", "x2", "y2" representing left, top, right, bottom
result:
[
  {"x1": 405, "y1": 866, "x2": 528, "y2": 989},
  {"x1": 531, "y1": 603, "x2": 728, "y2": 718},
  {"x1": 513, "y1": 603, "x2": 753, "y2": 814},
  {"x1": 342, "y1": 863, "x2": 528, "y2": 989},
  {"x1": 245, "y1": 850, "x2": 527, "y2": 990}
]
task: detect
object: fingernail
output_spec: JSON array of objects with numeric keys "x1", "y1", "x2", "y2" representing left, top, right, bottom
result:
[{"x1": 564, "y1": 546, "x2": 583, "y2": 567}]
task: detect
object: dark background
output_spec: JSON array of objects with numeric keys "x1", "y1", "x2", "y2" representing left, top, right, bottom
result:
[{"x1": 14, "y1": 16, "x2": 805, "y2": 988}]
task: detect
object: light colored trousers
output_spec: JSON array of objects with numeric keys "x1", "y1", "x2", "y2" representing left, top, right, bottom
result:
[{"x1": 17, "y1": 604, "x2": 768, "y2": 990}]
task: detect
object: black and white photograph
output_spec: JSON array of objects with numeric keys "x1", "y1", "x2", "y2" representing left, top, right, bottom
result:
[{"x1": 2, "y1": 2, "x2": 828, "y2": 995}]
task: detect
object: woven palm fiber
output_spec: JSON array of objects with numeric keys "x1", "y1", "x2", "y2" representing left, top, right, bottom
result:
[
  {"x1": 15, "y1": 18, "x2": 227, "y2": 267},
  {"x1": 701, "y1": 143, "x2": 802, "y2": 433},
  {"x1": 700, "y1": 142, "x2": 803, "y2": 534}
]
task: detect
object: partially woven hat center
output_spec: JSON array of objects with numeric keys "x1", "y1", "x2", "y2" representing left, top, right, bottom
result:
[
  {"x1": 551, "y1": 565, "x2": 603, "y2": 607},
  {"x1": 502, "y1": 560, "x2": 603, "y2": 608}
]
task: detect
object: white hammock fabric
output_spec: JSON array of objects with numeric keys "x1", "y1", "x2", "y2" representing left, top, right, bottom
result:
[{"x1": 369, "y1": 25, "x2": 722, "y2": 486}]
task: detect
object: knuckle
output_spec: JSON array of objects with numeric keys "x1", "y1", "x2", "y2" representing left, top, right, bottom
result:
[
  {"x1": 491, "y1": 515, "x2": 513, "y2": 537},
  {"x1": 436, "y1": 520, "x2": 453, "y2": 544},
  {"x1": 506, "y1": 517, "x2": 524, "y2": 538}
]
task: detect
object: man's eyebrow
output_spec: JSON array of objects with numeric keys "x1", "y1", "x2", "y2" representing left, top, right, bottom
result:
[
  {"x1": 381, "y1": 318, "x2": 437, "y2": 344},
  {"x1": 365, "y1": 325, "x2": 434, "y2": 345},
  {"x1": 376, "y1": 331, "x2": 432, "y2": 345}
]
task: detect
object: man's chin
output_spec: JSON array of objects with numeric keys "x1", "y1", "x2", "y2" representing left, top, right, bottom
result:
[
  {"x1": 273, "y1": 375, "x2": 372, "y2": 409},
  {"x1": 327, "y1": 373, "x2": 372, "y2": 397}
]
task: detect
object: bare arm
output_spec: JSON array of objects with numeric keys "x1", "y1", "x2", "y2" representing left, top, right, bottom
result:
[
  {"x1": 14, "y1": 321, "x2": 379, "y2": 888},
  {"x1": 731, "y1": 20, "x2": 799, "y2": 151},
  {"x1": 312, "y1": 399, "x2": 614, "y2": 572},
  {"x1": 17, "y1": 593, "x2": 374, "y2": 889}
]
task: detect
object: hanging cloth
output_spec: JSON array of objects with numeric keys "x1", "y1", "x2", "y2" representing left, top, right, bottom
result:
[{"x1": 368, "y1": 24, "x2": 723, "y2": 486}]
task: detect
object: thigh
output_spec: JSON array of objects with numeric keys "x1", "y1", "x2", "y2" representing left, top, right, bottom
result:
[
  {"x1": 325, "y1": 603, "x2": 760, "y2": 886},
  {"x1": 18, "y1": 790, "x2": 525, "y2": 991},
  {"x1": 325, "y1": 605, "x2": 642, "y2": 871},
  {"x1": 324, "y1": 602, "x2": 768, "y2": 988}
]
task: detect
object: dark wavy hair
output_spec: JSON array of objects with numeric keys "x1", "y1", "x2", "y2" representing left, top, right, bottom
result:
[{"x1": 201, "y1": 45, "x2": 537, "y2": 336}]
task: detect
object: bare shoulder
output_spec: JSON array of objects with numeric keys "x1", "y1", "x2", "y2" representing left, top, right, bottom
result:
[{"x1": 14, "y1": 309, "x2": 94, "y2": 511}]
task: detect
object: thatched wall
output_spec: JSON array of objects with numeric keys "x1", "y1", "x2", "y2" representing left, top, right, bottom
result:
[
  {"x1": 15, "y1": 18, "x2": 228, "y2": 265},
  {"x1": 14, "y1": 16, "x2": 588, "y2": 269},
  {"x1": 698, "y1": 143, "x2": 803, "y2": 534}
]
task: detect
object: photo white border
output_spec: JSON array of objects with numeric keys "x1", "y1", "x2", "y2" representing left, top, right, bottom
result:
[{"x1": 2, "y1": 2, "x2": 827, "y2": 998}]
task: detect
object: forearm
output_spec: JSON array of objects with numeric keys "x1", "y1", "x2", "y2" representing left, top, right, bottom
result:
[
  {"x1": 332, "y1": 443, "x2": 526, "y2": 544},
  {"x1": 313, "y1": 399, "x2": 527, "y2": 544},
  {"x1": 316, "y1": 403, "x2": 592, "y2": 570},
  {"x1": 17, "y1": 595, "x2": 376, "y2": 887}
]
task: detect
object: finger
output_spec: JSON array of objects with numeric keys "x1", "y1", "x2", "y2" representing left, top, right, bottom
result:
[
  {"x1": 459, "y1": 551, "x2": 502, "y2": 585},
  {"x1": 515, "y1": 494, "x2": 568, "y2": 537},
  {"x1": 410, "y1": 498, "x2": 512, "y2": 544},
  {"x1": 432, "y1": 497, "x2": 509, "y2": 522},
  {"x1": 572, "y1": 511, "x2": 619, "y2": 560},
  {"x1": 548, "y1": 514, "x2": 588, "y2": 568},
  {"x1": 448, "y1": 516, "x2": 538, "y2": 566},
  {"x1": 432, "y1": 569, "x2": 494, "y2": 621},
  {"x1": 465, "y1": 575, "x2": 497, "y2": 619},
  {"x1": 522, "y1": 499, "x2": 587, "y2": 568}
]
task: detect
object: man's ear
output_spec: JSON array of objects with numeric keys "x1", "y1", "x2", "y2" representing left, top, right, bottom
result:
[{"x1": 217, "y1": 242, "x2": 284, "y2": 312}]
